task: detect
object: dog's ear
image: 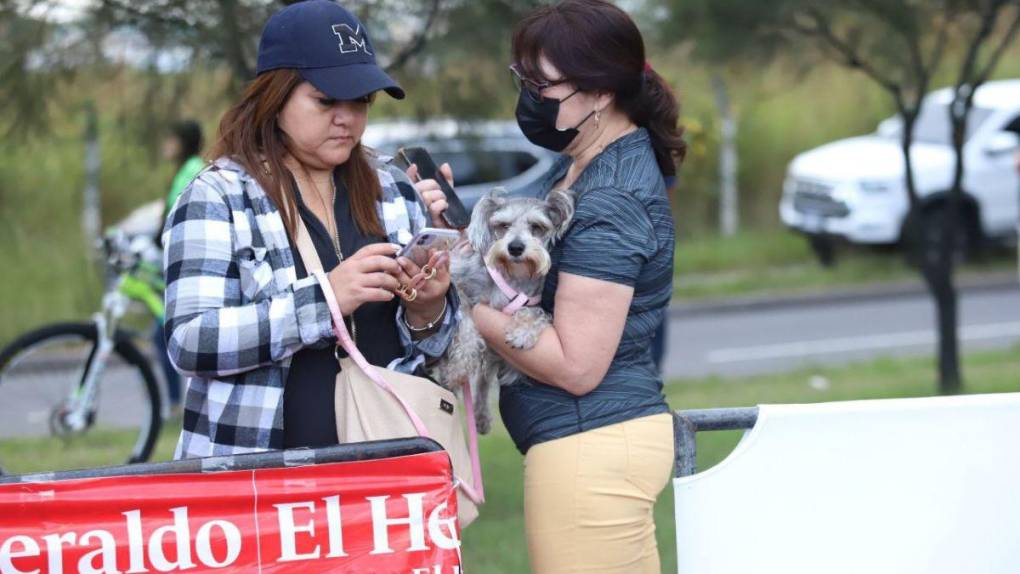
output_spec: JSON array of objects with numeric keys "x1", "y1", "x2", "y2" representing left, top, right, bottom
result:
[
  {"x1": 467, "y1": 188, "x2": 508, "y2": 251},
  {"x1": 545, "y1": 188, "x2": 575, "y2": 239}
]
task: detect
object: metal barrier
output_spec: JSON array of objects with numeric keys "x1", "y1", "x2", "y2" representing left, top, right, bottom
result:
[
  {"x1": 0, "y1": 436, "x2": 442, "y2": 484},
  {"x1": 673, "y1": 407, "x2": 759, "y2": 477},
  {"x1": 0, "y1": 436, "x2": 460, "y2": 572}
]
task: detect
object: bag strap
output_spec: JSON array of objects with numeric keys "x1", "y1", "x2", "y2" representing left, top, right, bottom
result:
[
  {"x1": 292, "y1": 207, "x2": 327, "y2": 278},
  {"x1": 283, "y1": 191, "x2": 430, "y2": 434},
  {"x1": 288, "y1": 207, "x2": 485, "y2": 504},
  {"x1": 312, "y1": 270, "x2": 433, "y2": 439},
  {"x1": 312, "y1": 267, "x2": 485, "y2": 505}
]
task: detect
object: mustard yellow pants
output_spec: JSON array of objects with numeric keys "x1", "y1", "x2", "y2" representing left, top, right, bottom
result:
[{"x1": 523, "y1": 413, "x2": 675, "y2": 573}]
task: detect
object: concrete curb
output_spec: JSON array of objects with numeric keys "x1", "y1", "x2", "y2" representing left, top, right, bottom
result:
[{"x1": 669, "y1": 271, "x2": 1020, "y2": 318}]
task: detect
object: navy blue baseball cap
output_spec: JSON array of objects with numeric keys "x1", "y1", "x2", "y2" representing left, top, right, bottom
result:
[{"x1": 256, "y1": 0, "x2": 405, "y2": 100}]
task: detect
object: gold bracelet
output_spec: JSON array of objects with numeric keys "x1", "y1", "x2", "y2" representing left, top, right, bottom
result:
[{"x1": 404, "y1": 298, "x2": 448, "y2": 333}]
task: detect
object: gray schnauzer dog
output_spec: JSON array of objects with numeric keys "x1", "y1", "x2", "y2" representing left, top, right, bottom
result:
[{"x1": 435, "y1": 188, "x2": 574, "y2": 434}]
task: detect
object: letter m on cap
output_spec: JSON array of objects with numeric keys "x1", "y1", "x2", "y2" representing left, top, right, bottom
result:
[{"x1": 332, "y1": 23, "x2": 372, "y2": 56}]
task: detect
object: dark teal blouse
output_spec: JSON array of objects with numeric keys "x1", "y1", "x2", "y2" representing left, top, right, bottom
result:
[{"x1": 499, "y1": 128, "x2": 674, "y2": 454}]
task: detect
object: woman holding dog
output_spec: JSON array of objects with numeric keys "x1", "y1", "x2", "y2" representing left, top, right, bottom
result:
[
  {"x1": 419, "y1": 0, "x2": 683, "y2": 570},
  {"x1": 163, "y1": 0, "x2": 458, "y2": 458}
]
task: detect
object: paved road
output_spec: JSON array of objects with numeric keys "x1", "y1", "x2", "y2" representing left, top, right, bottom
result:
[
  {"x1": 663, "y1": 284, "x2": 1020, "y2": 380},
  {"x1": 0, "y1": 358, "x2": 154, "y2": 438},
  {"x1": 4, "y1": 284, "x2": 1018, "y2": 438}
]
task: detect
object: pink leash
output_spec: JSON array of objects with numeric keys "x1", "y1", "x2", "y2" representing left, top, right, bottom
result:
[
  {"x1": 486, "y1": 265, "x2": 541, "y2": 314},
  {"x1": 311, "y1": 270, "x2": 485, "y2": 506}
]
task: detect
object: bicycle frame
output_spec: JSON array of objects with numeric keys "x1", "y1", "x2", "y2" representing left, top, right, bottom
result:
[
  {"x1": 62, "y1": 247, "x2": 166, "y2": 434},
  {"x1": 120, "y1": 261, "x2": 165, "y2": 320}
]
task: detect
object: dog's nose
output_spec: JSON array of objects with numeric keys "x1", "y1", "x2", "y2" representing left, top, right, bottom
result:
[{"x1": 508, "y1": 240, "x2": 525, "y2": 257}]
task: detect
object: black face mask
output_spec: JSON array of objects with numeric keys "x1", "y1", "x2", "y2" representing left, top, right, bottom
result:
[{"x1": 515, "y1": 87, "x2": 595, "y2": 152}]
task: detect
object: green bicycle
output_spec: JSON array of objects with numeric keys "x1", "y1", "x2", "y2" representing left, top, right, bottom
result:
[{"x1": 0, "y1": 229, "x2": 164, "y2": 476}]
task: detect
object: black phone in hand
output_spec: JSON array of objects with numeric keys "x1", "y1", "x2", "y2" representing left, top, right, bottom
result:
[{"x1": 396, "y1": 146, "x2": 471, "y2": 229}]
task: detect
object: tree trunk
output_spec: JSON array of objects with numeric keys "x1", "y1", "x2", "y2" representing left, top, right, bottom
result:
[
  {"x1": 931, "y1": 85, "x2": 980, "y2": 395},
  {"x1": 921, "y1": 238, "x2": 962, "y2": 395},
  {"x1": 906, "y1": 202, "x2": 963, "y2": 395},
  {"x1": 82, "y1": 100, "x2": 101, "y2": 255},
  {"x1": 711, "y1": 73, "x2": 739, "y2": 237},
  {"x1": 899, "y1": 110, "x2": 962, "y2": 394}
]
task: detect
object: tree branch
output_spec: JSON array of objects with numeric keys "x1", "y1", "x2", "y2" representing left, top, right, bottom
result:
[
  {"x1": 785, "y1": 7, "x2": 903, "y2": 98},
  {"x1": 928, "y1": 2, "x2": 953, "y2": 79},
  {"x1": 974, "y1": 3, "x2": 1020, "y2": 85},
  {"x1": 955, "y1": 0, "x2": 1006, "y2": 90},
  {"x1": 384, "y1": 0, "x2": 442, "y2": 72},
  {"x1": 904, "y1": 23, "x2": 927, "y2": 85},
  {"x1": 98, "y1": 0, "x2": 197, "y2": 31},
  {"x1": 850, "y1": 0, "x2": 927, "y2": 81}
]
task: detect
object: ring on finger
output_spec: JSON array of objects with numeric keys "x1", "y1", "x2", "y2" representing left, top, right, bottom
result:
[
  {"x1": 421, "y1": 264, "x2": 437, "y2": 280},
  {"x1": 397, "y1": 283, "x2": 416, "y2": 299}
]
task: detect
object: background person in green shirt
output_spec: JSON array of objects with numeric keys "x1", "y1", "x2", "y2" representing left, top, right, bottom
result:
[
  {"x1": 155, "y1": 119, "x2": 204, "y2": 415},
  {"x1": 163, "y1": 120, "x2": 205, "y2": 212}
]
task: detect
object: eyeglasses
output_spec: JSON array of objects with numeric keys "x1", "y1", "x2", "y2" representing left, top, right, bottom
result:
[{"x1": 509, "y1": 64, "x2": 576, "y2": 104}]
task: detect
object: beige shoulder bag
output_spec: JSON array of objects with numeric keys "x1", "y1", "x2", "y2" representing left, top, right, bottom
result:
[{"x1": 291, "y1": 211, "x2": 484, "y2": 528}]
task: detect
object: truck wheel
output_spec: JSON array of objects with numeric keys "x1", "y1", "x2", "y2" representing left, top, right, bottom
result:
[{"x1": 808, "y1": 233, "x2": 837, "y2": 268}]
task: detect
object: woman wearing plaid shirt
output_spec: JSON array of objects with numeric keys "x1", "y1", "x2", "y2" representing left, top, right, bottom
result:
[{"x1": 162, "y1": 1, "x2": 459, "y2": 458}]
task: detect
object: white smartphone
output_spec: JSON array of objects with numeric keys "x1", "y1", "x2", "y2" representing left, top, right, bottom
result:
[{"x1": 397, "y1": 227, "x2": 461, "y2": 266}]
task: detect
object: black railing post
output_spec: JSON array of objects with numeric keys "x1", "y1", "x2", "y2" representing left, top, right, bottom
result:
[{"x1": 673, "y1": 407, "x2": 760, "y2": 478}]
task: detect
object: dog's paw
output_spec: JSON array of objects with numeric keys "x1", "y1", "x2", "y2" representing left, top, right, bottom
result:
[
  {"x1": 504, "y1": 307, "x2": 547, "y2": 349},
  {"x1": 475, "y1": 411, "x2": 493, "y2": 435},
  {"x1": 505, "y1": 325, "x2": 540, "y2": 350}
]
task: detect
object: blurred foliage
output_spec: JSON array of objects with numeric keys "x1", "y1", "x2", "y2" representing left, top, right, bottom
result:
[
  {"x1": 646, "y1": 0, "x2": 1020, "y2": 393},
  {"x1": 377, "y1": 0, "x2": 541, "y2": 120},
  {"x1": 2, "y1": 0, "x2": 1020, "y2": 343}
]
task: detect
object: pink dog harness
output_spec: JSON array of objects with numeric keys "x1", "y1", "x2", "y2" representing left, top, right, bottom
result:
[{"x1": 486, "y1": 265, "x2": 541, "y2": 314}]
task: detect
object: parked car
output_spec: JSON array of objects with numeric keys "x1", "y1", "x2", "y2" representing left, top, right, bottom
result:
[
  {"x1": 780, "y1": 79, "x2": 1020, "y2": 255},
  {"x1": 362, "y1": 119, "x2": 559, "y2": 212}
]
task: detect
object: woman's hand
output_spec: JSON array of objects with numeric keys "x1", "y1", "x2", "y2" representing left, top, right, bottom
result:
[
  {"x1": 326, "y1": 243, "x2": 403, "y2": 316},
  {"x1": 395, "y1": 248, "x2": 452, "y2": 328},
  {"x1": 470, "y1": 272, "x2": 633, "y2": 396},
  {"x1": 406, "y1": 162, "x2": 456, "y2": 229}
]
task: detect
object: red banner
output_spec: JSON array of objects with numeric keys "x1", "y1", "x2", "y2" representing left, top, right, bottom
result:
[{"x1": 0, "y1": 452, "x2": 462, "y2": 573}]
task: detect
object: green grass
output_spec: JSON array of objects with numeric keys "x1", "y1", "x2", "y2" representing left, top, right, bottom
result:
[
  {"x1": 0, "y1": 427, "x2": 166, "y2": 475},
  {"x1": 675, "y1": 229, "x2": 811, "y2": 274},
  {"x1": 674, "y1": 229, "x2": 1018, "y2": 300},
  {"x1": 5, "y1": 346, "x2": 1018, "y2": 572}
]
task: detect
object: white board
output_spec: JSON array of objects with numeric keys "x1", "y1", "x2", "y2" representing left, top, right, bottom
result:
[{"x1": 674, "y1": 393, "x2": 1020, "y2": 574}]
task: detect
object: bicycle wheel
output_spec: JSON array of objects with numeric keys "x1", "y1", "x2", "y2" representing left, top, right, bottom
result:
[{"x1": 0, "y1": 322, "x2": 162, "y2": 476}]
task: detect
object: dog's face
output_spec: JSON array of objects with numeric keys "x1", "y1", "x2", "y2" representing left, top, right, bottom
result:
[{"x1": 467, "y1": 188, "x2": 574, "y2": 280}]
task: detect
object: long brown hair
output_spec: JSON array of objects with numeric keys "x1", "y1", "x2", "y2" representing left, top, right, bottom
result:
[
  {"x1": 208, "y1": 69, "x2": 385, "y2": 239},
  {"x1": 512, "y1": 0, "x2": 686, "y2": 176}
]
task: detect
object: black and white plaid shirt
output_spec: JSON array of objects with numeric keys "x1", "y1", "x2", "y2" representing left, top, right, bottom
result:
[{"x1": 163, "y1": 156, "x2": 459, "y2": 459}]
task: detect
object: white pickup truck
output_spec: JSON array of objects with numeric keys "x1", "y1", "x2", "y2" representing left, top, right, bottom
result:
[{"x1": 780, "y1": 79, "x2": 1020, "y2": 252}]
